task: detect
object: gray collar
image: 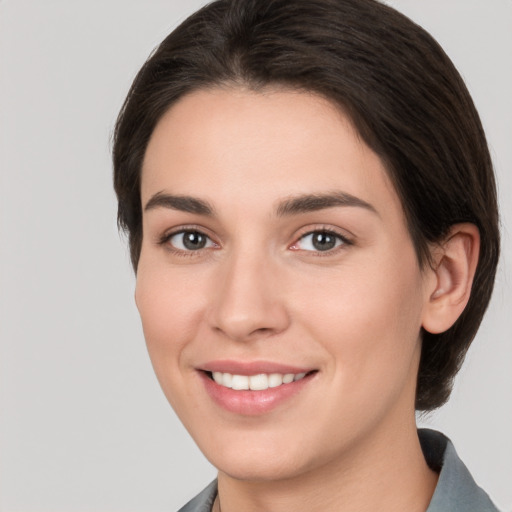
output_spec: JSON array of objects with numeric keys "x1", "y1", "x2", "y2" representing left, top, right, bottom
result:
[
  {"x1": 178, "y1": 480, "x2": 217, "y2": 512},
  {"x1": 419, "y1": 429, "x2": 499, "y2": 511},
  {"x1": 178, "y1": 429, "x2": 499, "y2": 512}
]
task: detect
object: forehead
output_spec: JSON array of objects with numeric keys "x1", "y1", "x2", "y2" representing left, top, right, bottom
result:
[{"x1": 141, "y1": 87, "x2": 400, "y2": 216}]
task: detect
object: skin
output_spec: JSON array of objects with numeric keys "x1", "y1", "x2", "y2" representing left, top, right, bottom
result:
[{"x1": 136, "y1": 88, "x2": 478, "y2": 512}]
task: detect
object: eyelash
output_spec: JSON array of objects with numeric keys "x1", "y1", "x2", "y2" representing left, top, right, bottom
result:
[
  {"x1": 291, "y1": 228, "x2": 352, "y2": 255},
  {"x1": 158, "y1": 227, "x2": 353, "y2": 256},
  {"x1": 158, "y1": 226, "x2": 219, "y2": 257}
]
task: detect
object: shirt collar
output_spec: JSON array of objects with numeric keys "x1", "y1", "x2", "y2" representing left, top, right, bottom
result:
[{"x1": 420, "y1": 428, "x2": 498, "y2": 512}]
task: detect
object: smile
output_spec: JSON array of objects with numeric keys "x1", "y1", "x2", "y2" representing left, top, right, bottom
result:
[
  {"x1": 211, "y1": 371, "x2": 308, "y2": 390},
  {"x1": 199, "y1": 363, "x2": 317, "y2": 415}
]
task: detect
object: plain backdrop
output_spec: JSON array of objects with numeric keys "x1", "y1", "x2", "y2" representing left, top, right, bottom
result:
[{"x1": 0, "y1": 1, "x2": 510, "y2": 511}]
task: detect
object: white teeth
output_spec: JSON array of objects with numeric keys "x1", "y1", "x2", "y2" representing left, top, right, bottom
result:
[
  {"x1": 231, "y1": 375, "x2": 249, "y2": 390},
  {"x1": 268, "y1": 373, "x2": 283, "y2": 388},
  {"x1": 212, "y1": 371, "x2": 223, "y2": 385},
  {"x1": 249, "y1": 374, "x2": 268, "y2": 390},
  {"x1": 210, "y1": 371, "x2": 309, "y2": 390},
  {"x1": 222, "y1": 372, "x2": 233, "y2": 388}
]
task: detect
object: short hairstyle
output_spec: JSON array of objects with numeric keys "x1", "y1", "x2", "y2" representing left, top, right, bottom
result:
[{"x1": 113, "y1": 0, "x2": 500, "y2": 410}]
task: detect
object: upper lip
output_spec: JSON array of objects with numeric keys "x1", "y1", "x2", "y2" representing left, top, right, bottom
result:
[{"x1": 199, "y1": 360, "x2": 314, "y2": 375}]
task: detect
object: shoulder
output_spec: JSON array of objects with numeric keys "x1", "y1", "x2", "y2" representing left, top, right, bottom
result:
[{"x1": 420, "y1": 429, "x2": 500, "y2": 512}]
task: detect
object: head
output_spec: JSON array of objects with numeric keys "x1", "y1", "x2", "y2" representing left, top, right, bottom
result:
[{"x1": 113, "y1": 0, "x2": 499, "y2": 413}]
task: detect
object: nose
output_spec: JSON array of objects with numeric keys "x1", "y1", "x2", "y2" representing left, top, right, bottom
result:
[{"x1": 208, "y1": 250, "x2": 290, "y2": 342}]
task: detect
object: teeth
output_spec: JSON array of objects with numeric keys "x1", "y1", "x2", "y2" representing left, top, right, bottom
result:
[
  {"x1": 249, "y1": 374, "x2": 268, "y2": 390},
  {"x1": 210, "y1": 371, "x2": 308, "y2": 390},
  {"x1": 222, "y1": 372, "x2": 233, "y2": 388},
  {"x1": 231, "y1": 375, "x2": 249, "y2": 390},
  {"x1": 268, "y1": 373, "x2": 283, "y2": 388}
]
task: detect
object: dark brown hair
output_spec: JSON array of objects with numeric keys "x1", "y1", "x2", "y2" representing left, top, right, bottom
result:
[{"x1": 113, "y1": 0, "x2": 500, "y2": 410}]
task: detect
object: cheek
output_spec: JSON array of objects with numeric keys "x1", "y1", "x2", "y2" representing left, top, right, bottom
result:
[
  {"x1": 296, "y1": 249, "x2": 425, "y2": 388},
  {"x1": 134, "y1": 262, "x2": 206, "y2": 377}
]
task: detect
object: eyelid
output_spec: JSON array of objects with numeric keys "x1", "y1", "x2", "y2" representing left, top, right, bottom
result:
[
  {"x1": 156, "y1": 224, "x2": 352, "y2": 255},
  {"x1": 289, "y1": 226, "x2": 353, "y2": 252},
  {"x1": 158, "y1": 225, "x2": 220, "y2": 252}
]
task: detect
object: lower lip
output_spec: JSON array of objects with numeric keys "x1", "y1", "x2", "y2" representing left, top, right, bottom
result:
[{"x1": 199, "y1": 372, "x2": 315, "y2": 415}]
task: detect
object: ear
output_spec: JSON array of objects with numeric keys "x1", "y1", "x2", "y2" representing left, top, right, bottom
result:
[{"x1": 422, "y1": 223, "x2": 480, "y2": 334}]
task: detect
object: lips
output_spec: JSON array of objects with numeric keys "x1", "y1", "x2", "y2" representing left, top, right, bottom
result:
[{"x1": 198, "y1": 360, "x2": 317, "y2": 415}]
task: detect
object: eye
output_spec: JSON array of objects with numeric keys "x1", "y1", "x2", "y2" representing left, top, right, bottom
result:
[
  {"x1": 294, "y1": 230, "x2": 347, "y2": 252},
  {"x1": 167, "y1": 230, "x2": 216, "y2": 251}
]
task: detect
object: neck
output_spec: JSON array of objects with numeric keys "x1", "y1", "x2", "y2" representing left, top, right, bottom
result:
[{"x1": 216, "y1": 418, "x2": 438, "y2": 512}]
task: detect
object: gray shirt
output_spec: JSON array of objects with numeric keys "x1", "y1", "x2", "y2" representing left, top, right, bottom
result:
[{"x1": 178, "y1": 429, "x2": 499, "y2": 512}]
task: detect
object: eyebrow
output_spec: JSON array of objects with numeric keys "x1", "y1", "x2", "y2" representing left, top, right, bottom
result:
[
  {"x1": 276, "y1": 191, "x2": 378, "y2": 217},
  {"x1": 143, "y1": 190, "x2": 378, "y2": 218},
  {"x1": 144, "y1": 192, "x2": 214, "y2": 216}
]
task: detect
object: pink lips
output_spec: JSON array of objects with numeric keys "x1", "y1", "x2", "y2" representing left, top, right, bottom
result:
[{"x1": 198, "y1": 360, "x2": 316, "y2": 415}]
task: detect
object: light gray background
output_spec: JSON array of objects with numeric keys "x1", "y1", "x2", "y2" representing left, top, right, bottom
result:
[{"x1": 0, "y1": 1, "x2": 510, "y2": 511}]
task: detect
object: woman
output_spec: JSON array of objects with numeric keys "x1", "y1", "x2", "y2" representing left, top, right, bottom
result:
[{"x1": 113, "y1": 0, "x2": 500, "y2": 510}]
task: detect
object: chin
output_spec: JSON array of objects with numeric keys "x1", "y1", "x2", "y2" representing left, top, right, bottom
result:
[
  {"x1": 217, "y1": 457, "x2": 307, "y2": 483},
  {"x1": 200, "y1": 434, "x2": 313, "y2": 483}
]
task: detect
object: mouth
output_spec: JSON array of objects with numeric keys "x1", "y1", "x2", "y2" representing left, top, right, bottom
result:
[
  {"x1": 205, "y1": 370, "x2": 313, "y2": 390},
  {"x1": 198, "y1": 363, "x2": 318, "y2": 415}
]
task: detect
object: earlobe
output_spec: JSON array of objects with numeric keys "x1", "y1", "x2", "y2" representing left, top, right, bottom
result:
[{"x1": 422, "y1": 223, "x2": 480, "y2": 334}]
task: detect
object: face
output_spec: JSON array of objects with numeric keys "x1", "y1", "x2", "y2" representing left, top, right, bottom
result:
[{"x1": 136, "y1": 88, "x2": 433, "y2": 481}]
